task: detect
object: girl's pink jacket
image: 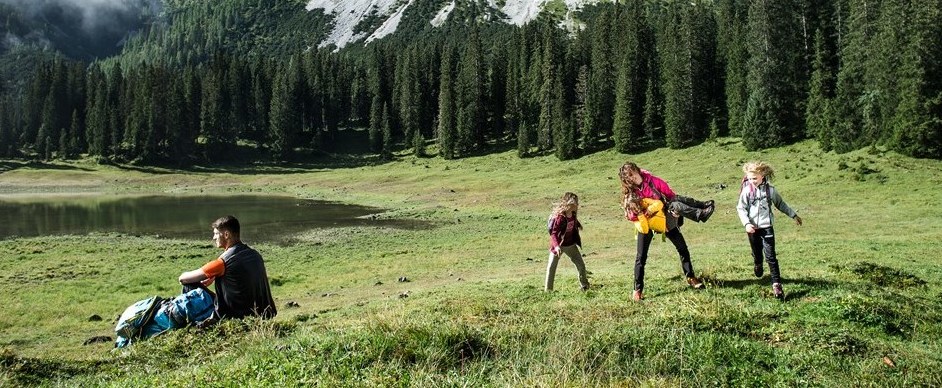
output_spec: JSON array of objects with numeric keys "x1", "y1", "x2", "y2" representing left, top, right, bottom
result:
[{"x1": 626, "y1": 170, "x2": 676, "y2": 221}]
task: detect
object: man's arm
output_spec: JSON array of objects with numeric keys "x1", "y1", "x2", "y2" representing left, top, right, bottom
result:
[
  {"x1": 179, "y1": 268, "x2": 208, "y2": 284},
  {"x1": 180, "y1": 258, "x2": 226, "y2": 285}
]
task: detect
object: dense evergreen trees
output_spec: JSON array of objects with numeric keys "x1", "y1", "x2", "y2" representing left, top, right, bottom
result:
[
  {"x1": 742, "y1": 0, "x2": 804, "y2": 150},
  {"x1": 0, "y1": 0, "x2": 939, "y2": 164}
]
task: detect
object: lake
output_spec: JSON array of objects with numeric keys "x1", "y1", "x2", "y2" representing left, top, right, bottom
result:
[{"x1": 0, "y1": 194, "x2": 427, "y2": 243}]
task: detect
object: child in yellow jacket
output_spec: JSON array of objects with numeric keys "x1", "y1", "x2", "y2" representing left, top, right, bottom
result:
[{"x1": 624, "y1": 194, "x2": 667, "y2": 234}]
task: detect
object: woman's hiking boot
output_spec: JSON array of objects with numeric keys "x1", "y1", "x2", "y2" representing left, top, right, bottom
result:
[
  {"x1": 772, "y1": 283, "x2": 785, "y2": 300},
  {"x1": 632, "y1": 290, "x2": 644, "y2": 301},
  {"x1": 686, "y1": 277, "x2": 705, "y2": 289}
]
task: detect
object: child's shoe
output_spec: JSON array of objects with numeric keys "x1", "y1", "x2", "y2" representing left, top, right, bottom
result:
[
  {"x1": 632, "y1": 290, "x2": 644, "y2": 301},
  {"x1": 698, "y1": 205, "x2": 714, "y2": 222},
  {"x1": 754, "y1": 264, "x2": 764, "y2": 278},
  {"x1": 772, "y1": 283, "x2": 784, "y2": 300},
  {"x1": 686, "y1": 277, "x2": 705, "y2": 289}
]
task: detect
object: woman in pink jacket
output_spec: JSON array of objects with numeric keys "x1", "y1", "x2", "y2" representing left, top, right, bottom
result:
[{"x1": 619, "y1": 162, "x2": 707, "y2": 301}]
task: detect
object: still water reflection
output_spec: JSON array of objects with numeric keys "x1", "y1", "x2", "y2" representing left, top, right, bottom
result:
[{"x1": 0, "y1": 194, "x2": 426, "y2": 243}]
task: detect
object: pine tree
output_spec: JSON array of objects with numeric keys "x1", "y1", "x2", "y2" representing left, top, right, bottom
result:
[
  {"x1": 573, "y1": 65, "x2": 591, "y2": 151},
  {"x1": 68, "y1": 109, "x2": 81, "y2": 158},
  {"x1": 659, "y1": 5, "x2": 696, "y2": 148},
  {"x1": 249, "y1": 63, "x2": 271, "y2": 142},
  {"x1": 587, "y1": 8, "x2": 617, "y2": 143},
  {"x1": 349, "y1": 66, "x2": 370, "y2": 127},
  {"x1": 227, "y1": 58, "x2": 250, "y2": 139},
  {"x1": 39, "y1": 92, "x2": 60, "y2": 156},
  {"x1": 505, "y1": 36, "x2": 524, "y2": 148},
  {"x1": 412, "y1": 127, "x2": 426, "y2": 157},
  {"x1": 43, "y1": 134, "x2": 53, "y2": 161},
  {"x1": 805, "y1": 28, "x2": 836, "y2": 151},
  {"x1": 381, "y1": 102, "x2": 393, "y2": 159},
  {"x1": 107, "y1": 63, "x2": 126, "y2": 159},
  {"x1": 544, "y1": 38, "x2": 574, "y2": 160},
  {"x1": 832, "y1": 0, "x2": 878, "y2": 153},
  {"x1": 369, "y1": 95, "x2": 383, "y2": 153},
  {"x1": 537, "y1": 36, "x2": 560, "y2": 151},
  {"x1": 437, "y1": 45, "x2": 457, "y2": 159},
  {"x1": 863, "y1": 0, "x2": 910, "y2": 146},
  {"x1": 643, "y1": 68, "x2": 665, "y2": 143},
  {"x1": 742, "y1": 0, "x2": 804, "y2": 150},
  {"x1": 612, "y1": 2, "x2": 648, "y2": 153},
  {"x1": 0, "y1": 101, "x2": 11, "y2": 157},
  {"x1": 165, "y1": 77, "x2": 188, "y2": 163},
  {"x1": 142, "y1": 66, "x2": 168, "y2": 161},
  {"x1": 23, "y1": 64, "x2": 50, "y2": 148},
  {"x1": 456, "y1": 26, "x2": 485, "y2": 155},
  {"x1": 180, "y1": 68, "x2": 201, "y2": 161},
  {"x1": 58, "y1": 127, "x2": 69, "y2": 159},
  {"x1": 269, "y1": 60, "x2": 303, "y2": 160},
  {"x1": 200, "y1": 61, "x2": 231, "y2": 160},
  {"x1": 890, "y1": 0, "x2": 942, "y2": 158},
  {"x1": 396, "y1": 47, "x2": 422, "y2": 155},
  {"x1": 516, "y1": 120, "x2": 530, "y2": 158},
  {"x1": 85, "y1": 66, "x2": 107, "y2": 157},
  {"x1": 488, "y1": 44, "x2": 508, "y2": 141}
]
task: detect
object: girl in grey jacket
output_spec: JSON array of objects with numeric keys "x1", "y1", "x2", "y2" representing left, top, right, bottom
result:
[{"x1": 736, "y1": 161, "x2": 803, "y2": 300}]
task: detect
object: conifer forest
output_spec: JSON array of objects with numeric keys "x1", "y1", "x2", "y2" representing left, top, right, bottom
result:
[{"x1": 0, "y1": 0, "x2": 939, "y2": 164}]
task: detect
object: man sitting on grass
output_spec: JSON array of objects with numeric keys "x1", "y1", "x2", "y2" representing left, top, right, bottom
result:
[{"x1": 179, "y1": 215, "x2": 277, "y2": 322}]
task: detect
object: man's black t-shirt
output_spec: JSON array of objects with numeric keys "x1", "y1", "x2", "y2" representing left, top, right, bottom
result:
[{"x1": 215, "y1": 243, "x2": 277, "y2": 319}]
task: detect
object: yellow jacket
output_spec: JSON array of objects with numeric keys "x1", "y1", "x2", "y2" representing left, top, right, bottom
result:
[{"x1": 633, "y1": 198, "x2": 667, "y2": 234}]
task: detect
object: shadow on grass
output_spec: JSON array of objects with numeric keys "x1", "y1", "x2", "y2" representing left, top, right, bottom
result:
[
  {"x1": 0, "y1": 160, "x2": 95, "y2": 173},
  {"x1": 108, "y1": 151, "x2": 394, "y2": 175},
  {"x1": 711, "y1": 276, "x2": 838, "y2": 291}
]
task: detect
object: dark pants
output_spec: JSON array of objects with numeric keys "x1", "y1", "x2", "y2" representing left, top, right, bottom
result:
[
  {"x1": 669, "y1": 196, "x2": 709, "y2": 222},
  {"x1": 633, "y1": 227, "x2": 695, "y2": 291},
  {"x1": 182, "y1": 282, "x2": 214, "y2": 295},
  {"x1": 748, "y1": 227, "x2": 781, "y2": 284}
]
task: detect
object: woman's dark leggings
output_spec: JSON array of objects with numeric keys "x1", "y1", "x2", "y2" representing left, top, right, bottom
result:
[
  {"x1": 633, "y1": 227, "x2": 695, "y2": 291},
  {"x1": 748, "y1": 227, "x2": 781, "y2": 284}
]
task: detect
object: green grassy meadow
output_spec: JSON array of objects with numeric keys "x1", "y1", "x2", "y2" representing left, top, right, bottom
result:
[{"x1": 1, "y1": 139, "x2": 941, "y2": 386}]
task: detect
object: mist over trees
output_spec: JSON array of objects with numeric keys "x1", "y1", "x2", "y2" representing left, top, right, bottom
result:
[{"x1": 0, "y1": 0, "x2": 939, "y2": 165}]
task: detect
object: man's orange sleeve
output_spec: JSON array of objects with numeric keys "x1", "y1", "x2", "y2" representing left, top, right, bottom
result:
[{"x1": 200, "y1": 258, "x2": 226, "y2": 278}]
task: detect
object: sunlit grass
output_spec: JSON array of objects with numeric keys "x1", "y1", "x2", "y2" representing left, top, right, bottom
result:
[{"x1": 1, "y1": 138, "x2": 941, "y2": 385}]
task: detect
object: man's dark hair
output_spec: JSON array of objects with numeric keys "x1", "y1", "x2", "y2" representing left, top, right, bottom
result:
[{"x1": 212, "y1": 215, "x2": 240, "y2": 235}]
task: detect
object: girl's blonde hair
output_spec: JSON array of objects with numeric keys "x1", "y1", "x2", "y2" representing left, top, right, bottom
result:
[
  {"x1": 552, "y1": 192, "x2": 579, "y2": 216},
  {"x1": 743, "y1": 161, "x2": 775, "y2": 181}
]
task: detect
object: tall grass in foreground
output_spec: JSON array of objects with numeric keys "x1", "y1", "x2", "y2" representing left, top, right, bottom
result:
[{"x1": 1, "y1": 139, "x2": 942, "y2": 385}]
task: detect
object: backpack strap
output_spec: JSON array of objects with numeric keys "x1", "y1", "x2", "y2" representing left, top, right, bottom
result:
[
  {"x1": 764, "y1": 183, "x2": 773, "y2": 210},
  {"x1": 647, "y1": 179, "x2": 669, "y2": 204},
  {"x1": 744, "y1": 178, "x2": 774, "y2": 213}
]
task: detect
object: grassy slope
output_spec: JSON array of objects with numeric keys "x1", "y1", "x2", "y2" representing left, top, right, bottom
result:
[{"x1": 1, "y1": 139, "x2": 941, "y2": 386}]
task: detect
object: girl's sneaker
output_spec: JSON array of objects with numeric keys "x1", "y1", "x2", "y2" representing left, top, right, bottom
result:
[
  {"x1": 632, "y1": 290, "x2": 644, "y2": 301},
  {"x1": 772, "y1": 283, "x2": 784, "y2": 300},
  {"x1": 687, "y1": 277, "x2": 704, "y2": 289}
]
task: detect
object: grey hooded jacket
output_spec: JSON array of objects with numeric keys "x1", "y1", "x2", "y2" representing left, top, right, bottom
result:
[{"x1": 736, "y1": 182, "x2": 798, "y2": 229}]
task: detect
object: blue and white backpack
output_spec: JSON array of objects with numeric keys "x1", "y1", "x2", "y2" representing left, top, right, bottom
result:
[
  {"x1": 114, "y1": 296, "x2": 163, "y2": 348},
  {"x1": 114, "y1": 288, "x2": 216, "y2": 348}
]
